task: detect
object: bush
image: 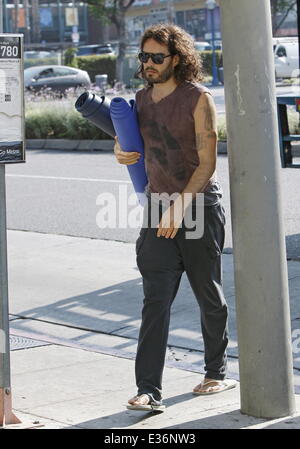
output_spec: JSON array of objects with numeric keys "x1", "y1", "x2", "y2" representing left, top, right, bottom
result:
[
  {"x1": 25, "y1": 102, "x2": 110, "y2": 140},
  {"x1": 76, "y1": 55, "x2": 116, "y2": 84},
  {"x1": 217, "y1": 115, "x2": 227, "y2": 141},
  {"x1": 197, "y1": 50, "x2": 223, "y2": 77},
  {"x1": 25, "y1": 98, "x2": 227, "y2": 141},
  {"x1": 24, "y1": 57, "x2": 61, "y2": 69},
  {"x1": 63, "y1": 47, "x2": 78, "y2": 68}
]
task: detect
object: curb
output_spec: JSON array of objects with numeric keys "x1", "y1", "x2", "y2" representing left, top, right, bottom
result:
[
  {"x1": 26, "y1": 139, "x2": 229, "y2": 154},
  {"x1": 25, "y1": 139, "x2": 300, "y2": 156},
  {"x1": 26, "y1": 139, "x2": 115, "y2": 151}
]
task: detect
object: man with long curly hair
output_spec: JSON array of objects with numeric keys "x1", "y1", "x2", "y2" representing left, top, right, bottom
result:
[{"x1": 114, "y1": 23, "x2": 236, "y2": 412}]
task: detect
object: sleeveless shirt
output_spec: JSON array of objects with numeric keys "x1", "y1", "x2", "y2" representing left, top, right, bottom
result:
[{"x1": 135, "y1": 80, "x2": 222, "y2": 206}]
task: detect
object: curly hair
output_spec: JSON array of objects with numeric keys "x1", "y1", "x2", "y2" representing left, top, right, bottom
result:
[{"x1": 134, "y1": 23, "x2": 204, "y2": 86}]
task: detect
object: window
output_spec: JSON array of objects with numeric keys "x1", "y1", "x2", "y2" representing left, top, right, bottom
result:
[
  {"x1": 276, "y1": 46, "x2": 287, "y2": 57},
  {"x1": 38, "y1": 68, "x2": 55, "y2": 78},
  {"x1": 54, "y1": 67, "x2": 76, "y2": 76}
]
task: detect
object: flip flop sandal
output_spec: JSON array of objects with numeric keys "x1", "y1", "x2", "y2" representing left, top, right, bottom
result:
[
  {"x1": 193, "y1": 378, "x2": 237, "y2": 396},
  {"x1": 126, "y1": 394, "x2": 166, "y2": 412}
]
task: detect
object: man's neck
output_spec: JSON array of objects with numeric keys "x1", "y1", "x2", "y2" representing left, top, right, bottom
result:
[{"x1": 152, "y1": 78, "x2": 180, "y2": 97}]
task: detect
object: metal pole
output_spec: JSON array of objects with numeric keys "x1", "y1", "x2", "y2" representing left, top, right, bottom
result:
[
  {"x1": 0, "y1": 0, "x2": 7, "y2": 392},
  {"x1": 210, "y1": 7, "x2": 218, "y2": 86},
  {"x1": 297, "y1": 0, "x2": 300, "y2": 76},
  {"x1": 3, "y1": 0, "x2": 8, "y2": 33},
  {"x1": 0, "y1": 165, "x2": 11, "y2": 389},
  {"x1": 220, "y1": 0, "x2": 296, "y2": 418},
  {"x1": 0, "y1": 5, "x2": 21, "y2": 424},
  {"x1": 0, "y1": 0, "x2": 2, "y2": 31},
  {"x1": 24, "y1": 0, "x2": 31, "y2": 45},
  {"x1": 57, "y1": 1, "x2": 64, "y2": 46},
  {"x1": 0, "y1": 169, "x2": 20, "y2": 426}
]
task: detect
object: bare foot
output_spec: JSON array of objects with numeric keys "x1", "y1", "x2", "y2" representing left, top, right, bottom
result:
[
  {"x1": 193, "y1": 378, "x2": 225, "y2": 394},
  {"x1": 128, "y1": 394, "x2": 150, "y2": 406}
]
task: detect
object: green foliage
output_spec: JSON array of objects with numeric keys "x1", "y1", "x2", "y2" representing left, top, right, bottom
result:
[
  {"x1": 25, "y1": 105, "x2": 109, "y2": 140},
  {"x1": 217, "y1": 115, "x2": 227, "y2": 142},
  {"x1": 25, "y1": 98, "x2": 227, "y2": 141},
  {"x1": 271, "y1": 0, "x2": 296, "y2": 14},
  {"x1": 76, "y1": 55, "x2": 117, "y2": 83},
  {"x1": 87, "y1": 0, "x2": 113, "y2": 25},
  {"x1": 271, "y1": 0, "x2": 297, "y2": 32},
  {"x1": 64, "y1": 47, "x2": 78, "y2": 68},
  {"x1": 197, "y1": 50, "x2": 223, "y2": 77},
  {"x1": 24, "y1": 57, "x2": 60, "y2": 69}
]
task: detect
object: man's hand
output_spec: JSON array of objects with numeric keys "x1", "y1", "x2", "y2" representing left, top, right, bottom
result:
[
  {"x1": 157, "y1": 198, "x2": 185, "y2": 239},
  {"x1": 114, "y1": 136, "x2": 141, "y2": 165}
]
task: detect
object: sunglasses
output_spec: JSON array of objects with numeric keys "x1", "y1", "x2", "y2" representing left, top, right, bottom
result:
[{"x1": 138, "y1": 51, "x2": 173, "y2": 64}]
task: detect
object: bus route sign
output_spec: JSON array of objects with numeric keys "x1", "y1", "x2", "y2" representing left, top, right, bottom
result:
[{"x1": 0, "y1": 34, "x2": 25, "y2": 164}]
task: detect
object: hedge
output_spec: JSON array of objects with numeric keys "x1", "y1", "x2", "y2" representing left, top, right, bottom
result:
[
  {"x1": 71, "y1": 51, "x2": 223, "y2": 86},
  {"x1": 25, "y1": 101, "x2": 300, "y2": 142},
  {"x1": 25, "y1": 103, "x2": 108, "y2": 140},
  {"x1": 76, "y1": 55, "x2": 117, "y2": 84},
  {"x1": 24, "y1": 57, "x2": 61, "y2": 69},
  {"x1": 25, "y1": 101, "x2": 229, "y2": 140}
]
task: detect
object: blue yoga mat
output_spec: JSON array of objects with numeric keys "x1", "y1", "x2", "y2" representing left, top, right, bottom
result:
[
  {"x1": 110, "y1": 97, "x2": 148, "y2": 206},
  {"x1": 75, "y1": 92, "x2": 115, "y2": 138}
]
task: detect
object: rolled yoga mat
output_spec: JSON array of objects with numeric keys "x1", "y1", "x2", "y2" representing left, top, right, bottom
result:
[
  {"x1": 110, "y1": 97, "x2": 148, "y2": 206},
  {"x1": 75, "y1": 92, "x2": 148, "y2": 205},
  {"x1": 75, "y1": 92, "x2": 115, "y2": 138}
]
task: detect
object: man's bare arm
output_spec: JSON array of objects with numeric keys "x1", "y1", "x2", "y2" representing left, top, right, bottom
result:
[{"x1": 180, "y1": 92, "x2": 218, "y2": 209}]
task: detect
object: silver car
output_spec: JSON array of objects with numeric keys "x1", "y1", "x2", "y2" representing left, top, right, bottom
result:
[{"x1": 24, "y1": 65, "x2": 91, "y2": 92}]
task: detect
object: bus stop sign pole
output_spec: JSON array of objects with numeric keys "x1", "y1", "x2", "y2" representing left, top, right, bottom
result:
[
  {"x1": 0, "y1": 165, "x2": 21, "y2": 426},
  {"x1": 0, "y1": 27, "x2": 26, "y2": 424}
]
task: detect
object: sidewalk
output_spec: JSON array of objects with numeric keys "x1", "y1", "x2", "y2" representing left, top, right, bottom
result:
[{"x1": 5, "y1": 230, "x2": 300, "y2": 429}]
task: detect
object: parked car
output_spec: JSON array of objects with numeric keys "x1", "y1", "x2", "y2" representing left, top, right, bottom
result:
[
  {"x1": 97, "y1": 42, "x2": 139, "y2": 57},
  {"x1": 273, "y1": 37, "x2": 299, "y2": 78},
  {"x1": 125, "y1": 45, "x2": 140, "y2": 55},
  {"x1": 76, "y1": 44, "x2": 115, "y2": 56},
  {"x1": 194, "y1": 41, "x2": 212, "y2": 51},
  {"x1": 24, "y1": 65, "x2": 91, "y2": 92},
  {"x1": 24, "y1": 50, "x2": 54, "y2": 59}
]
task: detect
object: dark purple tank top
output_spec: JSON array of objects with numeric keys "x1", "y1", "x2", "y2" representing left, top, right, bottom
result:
[{"x1": 135, "y1": 80, "x2": 222, "y2": 206}]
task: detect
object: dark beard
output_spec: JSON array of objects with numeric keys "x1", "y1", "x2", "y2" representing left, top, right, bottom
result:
[{"x1": 142, "y1": 61, "x2": 175, "y2": 84}]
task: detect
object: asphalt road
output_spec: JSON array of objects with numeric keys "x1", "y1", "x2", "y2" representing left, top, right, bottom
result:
[{"x1": 4, "y1": 147, "x2": 300, "y2": 259}]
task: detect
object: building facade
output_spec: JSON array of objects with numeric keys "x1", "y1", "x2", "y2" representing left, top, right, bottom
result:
[
  {"x1": 2, "y1": 0, "x2": 297, "y2": 49},
  {"x1": 125, "y1": 0, "x2": 221, "y2": 44},
  {"x1": 4, "y1": 0, "x2": 89, "y2": 48}
]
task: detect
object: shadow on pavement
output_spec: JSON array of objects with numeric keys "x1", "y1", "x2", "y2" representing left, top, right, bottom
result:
[{"x1": 164, "y1": 409, "x2": 300, "y2": 429}]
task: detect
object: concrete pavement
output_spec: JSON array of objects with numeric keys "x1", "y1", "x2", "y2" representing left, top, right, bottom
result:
[{"x1": 3, "y1": 229, "x2": 300, "y2": 429}]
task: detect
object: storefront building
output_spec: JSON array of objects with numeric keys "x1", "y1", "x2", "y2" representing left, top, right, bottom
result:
[{"x1": 125, "y1": 0, "x2": 221, "y2": 44}]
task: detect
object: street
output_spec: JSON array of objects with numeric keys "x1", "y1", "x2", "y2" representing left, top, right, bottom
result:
[{"x1": 4, "y1": 145, "x2": 300, "y2": 259}]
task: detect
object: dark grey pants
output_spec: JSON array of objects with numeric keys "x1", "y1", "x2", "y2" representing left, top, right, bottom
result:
[{"x1": 135, "y1": 198, "x2": 229, "y2": 401}]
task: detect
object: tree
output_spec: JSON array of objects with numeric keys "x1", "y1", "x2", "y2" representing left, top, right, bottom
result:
[
  {"x1": 87, "y1": 0, "x2": 136, "y2": 83},
  {"x1": 271, "y1": 0, "x2": 297, "y2": 35}
]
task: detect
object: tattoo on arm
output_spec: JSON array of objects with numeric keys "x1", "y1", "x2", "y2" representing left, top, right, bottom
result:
[
  {"x1": 204, "y1": 105, "x2": 214, "y2": 131},
  {"x1": 196, "y1": 132, "x2": 216, "y2": 150}
]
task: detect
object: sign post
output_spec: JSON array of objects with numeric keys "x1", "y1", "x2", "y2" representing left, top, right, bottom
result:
[{"x1": 0, "y1": 33, "x2": 24, "y2": 427}]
